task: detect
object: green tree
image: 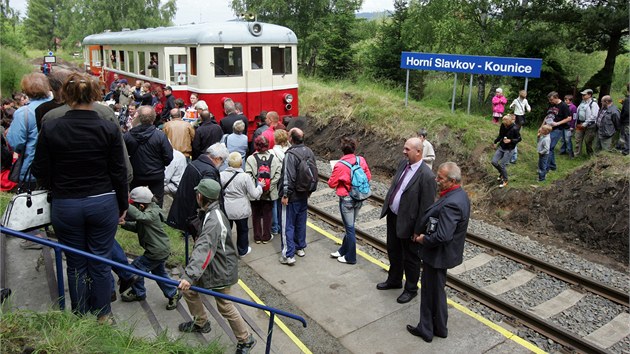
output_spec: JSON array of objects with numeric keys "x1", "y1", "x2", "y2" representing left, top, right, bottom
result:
[
  {"x1": 318, "y1": 0, "x2": 361, "y2": 79},
  {"x1": 0, "y1": 0, "x2": 25, "y2": 50},
  {"x1": 571, "y1": 0, "x2": 629, "y2": 98},
  {"x1": 27, "y1": 0, "x2": 177, "y2": 50},
  {"x1": 230, "y1": 0, "x2": 343, "y2": 75},
  {"x1": 23, "y1": 0, "x2": 64, "y2": 50},
  {"x1": 367, "y1": 0, "x2": 408, "y2": 83}
]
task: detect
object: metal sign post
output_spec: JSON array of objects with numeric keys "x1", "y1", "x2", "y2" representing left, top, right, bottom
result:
[
  {"x1": 524, "y1": 77, "x2": 529, "y2": 92},
  {"x1": 451, "y1": 73, "x2": 457, "y2": 113},
  {"x1": 467, "y1": 74, "x2": 474, "y2": 115},
  {"x1": 405, "y1": 69, "x2": 410, "y2": 107}
]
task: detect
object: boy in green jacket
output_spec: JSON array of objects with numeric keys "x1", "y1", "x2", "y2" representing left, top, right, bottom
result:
[{"x1": 120, "y1": 186, "x2": 181, "y2": 310}]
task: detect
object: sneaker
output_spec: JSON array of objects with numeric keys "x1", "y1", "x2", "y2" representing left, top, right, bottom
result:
[
  {"x1": 97, "y1": 314, "x2": 115, "y2": 325},
  {"x1": 236, "y1": 334, "x2": 256, "y2": 354},
  {"x1": 119, "y1": 274, "x2": 142, "y2": 294},
  {"x1": 254, "y1": 240, "x2": 261, "y2": 244},
  {"x1": 239, "y1": 246, "x2": 252, "y2": 258},
  {"x1": 279, "y1": 256, "x2": 296, "y2": 266},
  {"x1": 337, "y1": 256, "x2": 347, "y2": 263},
  {"x1": 166, "y1": 290, "x2": 182, "y2": 310},
  {"x1": 179, "y1": 320, "x2": 211, "y2": 333},
  {"x1": 120, "y1": 290, "x2": 146, "y2": 302},
  {"x1": 499, "y1": 180, "x2": 508, "y2": 188},
  {"x1": 262, "y1": 234, "x2": 275, "y2": 244},
  {"x1": 330, "y1": 251, "x2": 341, "y2": 258},
  {"x1": 296, "y1": 249, "x2": 305, "y2": 257}
]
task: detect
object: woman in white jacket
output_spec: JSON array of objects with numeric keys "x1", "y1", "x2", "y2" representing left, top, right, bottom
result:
[{"x1": 220, "y1": 152, "x2": 262, "y2": 257}]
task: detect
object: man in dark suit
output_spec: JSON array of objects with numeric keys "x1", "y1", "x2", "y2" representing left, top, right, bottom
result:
[
  {"x1": 377, "y1": 137, "x2": 437, "y2": 304},
  {"x1": 407, "y1": 162, "x2": 471, "y2": 342},
  {"x1": 220, "y1": 99, "x2": 248, "y2": 135}
]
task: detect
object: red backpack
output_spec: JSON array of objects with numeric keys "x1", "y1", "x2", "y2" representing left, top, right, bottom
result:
[{"x1": 254, "y1": 153, "x2": 273, "y2": 198}]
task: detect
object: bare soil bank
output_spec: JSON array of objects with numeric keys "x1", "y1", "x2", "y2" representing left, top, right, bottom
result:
[{"x1": 302, "y1": 116, "x2": 629, "y2": 268}]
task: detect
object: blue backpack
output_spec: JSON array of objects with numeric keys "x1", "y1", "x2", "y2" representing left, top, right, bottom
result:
[{"x1": 339, "y1": 156, "x2": 371, "y2": 201}]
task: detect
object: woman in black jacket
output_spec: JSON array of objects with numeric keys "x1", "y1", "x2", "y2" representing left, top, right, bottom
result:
[
  {"x1": 32, "y1": 72, "x2": 128, "y2": 323},
  {"x1": 491, "y1": 114, "x2": 521, "y2": 188}
]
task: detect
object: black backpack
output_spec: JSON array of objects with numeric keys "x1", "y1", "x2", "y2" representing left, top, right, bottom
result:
[
  {"x1": 287, "y1": 147, "x2": 318, "y2": 193},
  {"x1": 254, "y1": 153, "x2": 273, "y2": 199}
]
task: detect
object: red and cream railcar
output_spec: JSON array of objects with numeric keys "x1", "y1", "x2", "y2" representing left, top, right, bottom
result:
[{"x1": 82, "y1": 21, "x2": 298, "y2": 136}]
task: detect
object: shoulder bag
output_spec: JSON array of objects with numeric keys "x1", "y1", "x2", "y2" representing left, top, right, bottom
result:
[{"x1": 1, "y1": 167, "x2": 52, "y2": 232}]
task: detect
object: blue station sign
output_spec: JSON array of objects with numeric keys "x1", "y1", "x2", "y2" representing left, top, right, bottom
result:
[{"x1": 400, "y1": 52, "x2": 542, "y2": 78}]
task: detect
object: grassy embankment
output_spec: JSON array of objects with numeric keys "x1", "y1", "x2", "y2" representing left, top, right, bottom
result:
[{"x1": 299, "y1": 74, "x2": 626, "y2": 186}]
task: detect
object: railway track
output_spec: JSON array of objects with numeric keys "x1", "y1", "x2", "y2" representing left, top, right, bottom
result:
[{"x1": 309, "y1": 175, "x2": 629, "y2": 354}]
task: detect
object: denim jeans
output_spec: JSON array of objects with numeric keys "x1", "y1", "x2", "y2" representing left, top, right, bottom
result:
[
  {"x1": 491, "y1": 147, "x2": 514, "y2": 181},
  {"x1": 130, "y1": 255, "x2": 178, "y2": 298},
  {"x1": 548, "y1": 129, "x2": 563, "y2": 171},
  {"x1": 280, "y1": 198, "x2": 308, "y2": 258},
  {"x1": 622, "y1": 124, "x2": 630, "y2": 154},
  {"x1": 537, "y1": 154, "x2": 549, "y2": 181},
  {"x1": 111, "y1": 240, "x2": 134, "y2": 288},
  {"x1": 560, "y1": 129, "x2": 573, "y2": 155},
  {"x1": 338, "y1": 196, "x2": 362, "y2": 264},
  {"x1": 510, "y1": 145, "x2": 518, "y2": 163},
  {"x1": 51, "y1": 193, "x2": 119, "y2": 317},
  {"x1": 229, "y1": 218, "x2": 250, "y2": 256},
  {"x1": 271, "y1": 199, "x2": 280, "y2": 234}
]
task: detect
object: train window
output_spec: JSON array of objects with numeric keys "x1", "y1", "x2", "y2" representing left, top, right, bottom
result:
[
  {"x1": 169, "y1": 54, "x2": 187, "y2": 84},
  {"x1": 214, "y1": 47, "x2": 243, "y2": 77},
  {"x1": 271, "y1": 47, "x2": 292, "y2": 75},
  {"x1": 127, "y1": 51, "x2": 135, "y2": 73},
  {"x1": 138, "y1": 52, "x2": 146, "y2": 75},
  {"x1": 91, "y1": 49, "x2": 101, "y2": 67},
  {"x1": 110, "y1": 50, "x2": 116, "y2": 67},
  {"x1": 118, "y1": 51, "x2": 125, "y2": 70},
  {"x1": 148, "y1": 52, "x2": 159, "y2": 78},
  {"x1": 189, "y1": 47, "x2": 197, "y2": 76},
  {"x1": 251, "y1": 47, "x2": 262, "y2": 69}
]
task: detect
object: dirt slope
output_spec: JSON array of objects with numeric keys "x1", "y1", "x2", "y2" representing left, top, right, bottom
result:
[{"x1": 303, "y1": 115, "x2": 629, "y2": 266}]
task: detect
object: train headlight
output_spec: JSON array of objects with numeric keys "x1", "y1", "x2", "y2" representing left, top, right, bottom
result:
[
  {"x1": 248, "y1": 22, "x2": 262, "y2": 36},
  {"x1": 284, "y1": 93, "x2": 293, "y2": 104}
]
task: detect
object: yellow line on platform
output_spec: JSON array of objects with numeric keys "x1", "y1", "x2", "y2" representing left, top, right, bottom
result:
[
  {"x1": 307, "y1": 221, "x2": 546, "y2": 354},
  {"x1": 237, "y1": 279, "x2": 313, "y2": 354}
]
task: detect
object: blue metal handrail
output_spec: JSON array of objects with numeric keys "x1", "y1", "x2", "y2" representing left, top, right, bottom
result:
[{"x1": 0, "y1": 226, "x2": 307, "y2": 353}]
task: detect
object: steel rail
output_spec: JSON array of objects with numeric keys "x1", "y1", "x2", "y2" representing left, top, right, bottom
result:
[
  {"x1": 307, "y1": 202, "x2": 614, "y2": 354},
  {"x1": 465, "y1": 233, "x2": 629, "y2": 307},
  {"x1": 312, "y1": 174, "x2": 623, "y2": 353},
  {"x1": 318, "y1": 174, "x2": 628, "y2": 306}
]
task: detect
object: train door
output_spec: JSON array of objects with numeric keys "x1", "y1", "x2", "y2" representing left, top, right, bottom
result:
[
  {"x1": 245, "y1": 46, "x2": 269, "y2": 119},
  {"x1": 165, "y1": 47, "x2": 188, "y2": 86}
]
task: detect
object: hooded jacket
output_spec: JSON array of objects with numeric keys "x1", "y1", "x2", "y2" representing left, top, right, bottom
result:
[
  {"x1": 122, "y1": 202, "x2": 171, "y2": 261},
  {"x1": 182, "y1": 201, "x2": 238, "y2": 289},
  {"x1": 124, "y1": 124, "x2": 173, "y2": 180}
]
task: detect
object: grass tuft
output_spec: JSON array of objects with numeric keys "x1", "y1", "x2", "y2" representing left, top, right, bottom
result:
[{"x1": 0, "y1": 308, "x2": 223, "y2": 353}]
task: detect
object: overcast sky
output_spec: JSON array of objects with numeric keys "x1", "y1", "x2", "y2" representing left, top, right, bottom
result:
[{"x1": 9, "y1": 0, "x2": 394, "y2": 26}]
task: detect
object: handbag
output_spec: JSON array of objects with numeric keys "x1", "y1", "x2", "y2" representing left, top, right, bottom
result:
[{"x1": 1, "y1": 189, "x2": 52, "y2": 232}]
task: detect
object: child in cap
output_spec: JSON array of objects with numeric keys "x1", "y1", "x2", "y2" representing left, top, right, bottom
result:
[
  {"x1": 120, "y1": 186, "x2": 181, "y2": 310},
  {"x1": 177, "y1": 179, "x2": 256, "y2": 353}
]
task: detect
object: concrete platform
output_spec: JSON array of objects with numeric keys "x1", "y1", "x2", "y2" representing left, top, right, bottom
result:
[{"x1": 242, "y1": 220, "x2": 542, "y2": 354}]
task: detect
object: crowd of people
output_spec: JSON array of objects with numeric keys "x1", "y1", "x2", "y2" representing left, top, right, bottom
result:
[
  {"x1": 488, "y1": 86, "x2": 629, "y2": 187},
  {"x1": 2, "y1": 68, "x2": 628, "y2": 350}
]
